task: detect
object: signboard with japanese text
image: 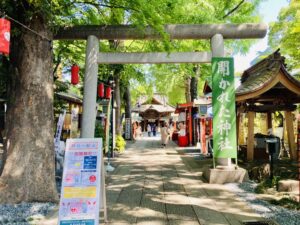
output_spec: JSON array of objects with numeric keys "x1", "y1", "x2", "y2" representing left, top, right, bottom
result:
[
  {"x1": 58, "y1": 138, "x2": 102, "y2": 225},
  {"x1": 125, "y1": 118, "x2": 131, "y2": 140},
  {"x1": 212, "y1": 57, "x2": 237, "y2": 159}
]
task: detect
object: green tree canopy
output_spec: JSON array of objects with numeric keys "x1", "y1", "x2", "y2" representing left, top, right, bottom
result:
[{"x1": 269, "y1": 0, "x2": 300, "y2": 70}]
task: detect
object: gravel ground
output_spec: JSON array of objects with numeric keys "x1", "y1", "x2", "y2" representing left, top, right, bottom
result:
[
  {"x1": 0, "y1": 202, "x2": 56, "y2": 225},
  {"x1": 225, "y1": 181, "x2": 300, "y2": 225}
]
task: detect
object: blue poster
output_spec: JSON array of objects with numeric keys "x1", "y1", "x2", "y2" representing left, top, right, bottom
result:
[
  {"x1": 60, "y1": 219, "x2": 95, "y2": 225},
  {"x1": 83, "y1": 156, "x2": 97, "y2": 169}
]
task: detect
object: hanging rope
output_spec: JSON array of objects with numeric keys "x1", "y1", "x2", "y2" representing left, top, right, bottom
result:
[{"x1": 0, "y1": 12, "x2": 51, "y2": 41}]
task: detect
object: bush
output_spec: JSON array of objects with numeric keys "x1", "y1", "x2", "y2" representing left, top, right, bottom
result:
[
  {"x1": 255, "y1": 176, "x2": 281, "y2": 194},
  {"x1": 94, "y1": 123, "x2": 106, "y2": 152},
  {"x1": 269, "y1": 197, "x2": 300, "y2": 210},
  {"x1": 115, "y1": 135, "x2": 126, "y2": 153}
]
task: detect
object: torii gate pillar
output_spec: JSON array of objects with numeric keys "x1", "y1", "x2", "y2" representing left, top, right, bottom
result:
[
  {"x1": 81, "y1": 35, "x2": 99, "y2": 138},
  {"x1": 210, "y1": 34, "x2": 233, "y2": 167}
]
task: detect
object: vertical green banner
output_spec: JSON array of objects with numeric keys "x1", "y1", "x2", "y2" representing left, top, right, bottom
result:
[{"x1": 212, "y1": 57, "x2": 237, "y2": 158}]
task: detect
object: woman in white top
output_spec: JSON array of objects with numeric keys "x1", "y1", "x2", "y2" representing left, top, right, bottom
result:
[{"x1": 161, "y1": 122, "x2": 170, "y2": 147}]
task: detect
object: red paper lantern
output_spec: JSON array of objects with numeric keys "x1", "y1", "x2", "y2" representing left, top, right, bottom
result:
[
  {"x1": 98, "y1": 83, "x2": 104, "y2": 98},
  {"x1": 0, "y1": 18, "x2": 11, "y2": 55},
  {"x1": 71, "y1": 64, "x2": 79, "y2": 85},
  {"x1": 105, "y1": 86, "x2": 111, "y2": 99}
]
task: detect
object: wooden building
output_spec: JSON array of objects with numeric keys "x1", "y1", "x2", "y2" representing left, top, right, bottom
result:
[
  {"x1": 131, "y1": 94, "x2": 175, "y2": 130},
  {"x1": 236, "y1": 50, "x2": 300, "y2": 161},
  {"x1": 55, "y1": 92, "x2": 83, "y2": 139}
]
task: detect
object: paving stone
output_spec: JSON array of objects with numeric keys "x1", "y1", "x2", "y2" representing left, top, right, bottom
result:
[
  {"x1": 107, "y1": 206, "x2": 138, "y2": 224},
  {"x1": 117, "y1": 190, "x2": 143, "y2": 206},
  {"x1": 106, "y1": 222, "x2": 134, "y2": 225},
  {"x1": 192, "y1": 205, "x2": 229, "y2": 225},
  {"x1": 106, "y1": 191, "x2": 121, "y2": 205},
  {"x1": 144, "y1": 180, "x2": 164, "y2": 192},
  {"x1": 168, "y1": 220, "x2": 200, "y2": 225},
  {"x1": 166, "y1": 204, "x2": 198, "y2": 221},
  {"x1": 141, "y1": 194, "x2": 166, "y2": 214},
  {"x1": 137, "y1": 220, "x2": 168, "y2": 225},
  {"x1": 163, "y1": 181, "x2": 185, "y2": 192}
]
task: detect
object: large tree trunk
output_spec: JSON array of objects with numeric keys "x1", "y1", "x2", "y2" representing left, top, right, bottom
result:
[
  {"x1": 109, "y1": 40, "x2": 124, "y2": 137},
  {"x1": 185, "y1": 76, "x2": 191, "y2": 102},
  {"x1": 114, "y1": 73, "x2": 122, "y2": 135},
  {"x1": 123, "y1": 84, "x2": 132, "y2": 139},
  {"x1": 123, "y1": 84, "x2": 132, "y2": 119},
  {"x1": 0, "y1": 15, "x2": 58, "y2": 203},
  {"x1": 190, "y1": 65, "x2": 200, "y2": 101}
]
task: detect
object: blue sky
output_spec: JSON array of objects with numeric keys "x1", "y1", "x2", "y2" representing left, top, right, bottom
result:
[{"x1": 234, "y1": 0, "x2": 289, "y2": 73}]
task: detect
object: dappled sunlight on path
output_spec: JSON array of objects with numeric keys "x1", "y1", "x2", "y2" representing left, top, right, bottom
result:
[{"x1": 105, "y1": 136, "x2": 263, "y2": 225}]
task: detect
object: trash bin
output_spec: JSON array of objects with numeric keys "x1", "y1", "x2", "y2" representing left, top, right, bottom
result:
[
  {"x1": 265, "y1": 136, "x2": 280, "y2": 179},
  {"x1": 265, "y1": 135, "x2": 280, "y2": 161},
  {"x1": 178, "y1": 135, "x2": 188, "y2": 147}
]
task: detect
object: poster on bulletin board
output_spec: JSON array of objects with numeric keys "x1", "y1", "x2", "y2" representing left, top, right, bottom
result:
[{"x1": 58, "y1": 138, "x2": 102, "y2": 225}]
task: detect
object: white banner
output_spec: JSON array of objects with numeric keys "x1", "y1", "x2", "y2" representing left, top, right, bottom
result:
[
  {"x1": 55, "y1": 110, "x2": 66, "y2": 153},
  {"x1": 70, "y1": 108, "x2": 79, "y2": 138},
  {"x1": 58, "y1": 138, "x2": 102, "y2": 225}
]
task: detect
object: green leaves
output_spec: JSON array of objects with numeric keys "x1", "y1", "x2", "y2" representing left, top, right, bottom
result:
[{"x1": 269, "y1": 1, "x2": 300, "y2": 70}]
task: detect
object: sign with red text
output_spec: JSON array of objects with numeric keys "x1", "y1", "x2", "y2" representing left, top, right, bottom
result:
[{"x1": 58, "y1": 138, "x2": 102, "y2": 225}]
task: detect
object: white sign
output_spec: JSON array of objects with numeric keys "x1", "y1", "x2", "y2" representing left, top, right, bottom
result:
[
  {"x1": 55, "y1": 110, "x2": 66, "y2": 153},
  {"x1": 125, "y1": 118, "x2": 131, "y2": 140},
  {"x1": 70, "y1": 108, "x2": 79, "y2": 138},
  {"x1": 58, "y1": 138, "x2": 102, "y2": 225}
]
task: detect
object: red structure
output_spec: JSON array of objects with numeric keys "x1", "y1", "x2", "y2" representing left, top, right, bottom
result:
[
  {"x1": 71, "y1": 64, "x2": 79, "y2": 85},
  {"x1": 175, "y1": 99, "x2": 212, "y2": 153},
  {"x1": 175, "y1": 102, "x2": 193, "y2": 146},
  {"x1": 0, "y1": 18, "x2": 11, "y2": 55},
  {"x1": 97, "y1": 83, "x2": 104, "y2": 98},
  {"x1": 105, "y1": 86, "x2": 111, "y2": 99}
]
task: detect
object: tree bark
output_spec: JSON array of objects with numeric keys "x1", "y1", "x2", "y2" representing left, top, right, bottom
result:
[
  {"x1": 109, "y1": 39, "x2": 124, "y2": 137},
  {"x1": 190, "y1": 65, "x2": 200, "y2": 102},
  {"x1": 123, "y1": 84, "x2": 132, "y2": 119},
  {"x1": 0, "y1": 15, "x2": 58, "y2": 203},
  {"x1": 114, "y1": 72, "x2": 122, "y2": 135},
  {"x1": 185, "y1": 76, "x2": 191, "y2": 102}
]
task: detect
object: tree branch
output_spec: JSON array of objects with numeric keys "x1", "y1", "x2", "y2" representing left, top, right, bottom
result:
[
  {"x1": 71, "y1": 1, "x2": 140, "y2": 12},
  {"x1": 223, "y1": 0, "x2": 245, "y2": 19}
]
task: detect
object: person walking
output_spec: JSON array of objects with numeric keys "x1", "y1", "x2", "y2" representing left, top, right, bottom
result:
[
  {"x1": 147, "y1": 124, "x2": 151, "y2": 137},
  {"x1": 152, "y1": 123, "x2": 157, "y2": 136},
  {"x1": 161, "y1": 122, "x2": 170, "y2": 148}
]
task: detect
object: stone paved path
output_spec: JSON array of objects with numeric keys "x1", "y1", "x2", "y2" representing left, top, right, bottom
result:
[{"x1": 104, "y1": 136, "x2": 263, "y2": 225}]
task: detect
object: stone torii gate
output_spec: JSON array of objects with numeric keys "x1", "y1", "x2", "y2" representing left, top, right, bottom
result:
[{"x1": 55, "y1": 23, "x2": 267, "y2": 139}]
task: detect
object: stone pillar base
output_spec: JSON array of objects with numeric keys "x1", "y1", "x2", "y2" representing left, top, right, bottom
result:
[{"x1": 203, "y1": 166, "x2": 249, "y2": 184}]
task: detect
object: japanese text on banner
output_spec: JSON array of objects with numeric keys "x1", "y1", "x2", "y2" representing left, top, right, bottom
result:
[{"x1": 212, "y1": 58, "x2": 237, "y2": 158}]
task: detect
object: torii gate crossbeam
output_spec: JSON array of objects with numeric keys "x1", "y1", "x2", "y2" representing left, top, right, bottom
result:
[
  {"x1": 71, "y1": 24, "x2": 267, "y2": 139},
  {"x1": 55, "y1": 23, "x2": 267, "y2": 40}
]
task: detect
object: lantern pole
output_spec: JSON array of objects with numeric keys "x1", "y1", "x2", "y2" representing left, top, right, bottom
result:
[{"x1": 81, "y1": 35, "x2": 99, "y2": 138}]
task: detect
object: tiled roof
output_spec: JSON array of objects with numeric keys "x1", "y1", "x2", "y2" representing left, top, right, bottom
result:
[
  {"x1": 56, "y1": 92, "x2": 82, "y2": 104},
  {"x1": 138, "y1": 93, "x2": 169, "y2": 106},
  {"x1": 132, "y1": 104, "x2": 175, "y2": 113},
  {"x1": 236, "y1": 49, "x2": 300, "y2": 96}
]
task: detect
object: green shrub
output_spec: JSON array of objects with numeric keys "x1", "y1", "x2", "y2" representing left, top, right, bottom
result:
[
  {"x1": 94, "y1": 123, "x2": 106, "y2": 152},
  {"x1": 269, "y1": 197, "x2": 300, "y2": 210},
  {"x1": 115, "y1": 135, "x2": 126, "y2": 153},
  {"x1": 255, "y1": 176, "x2": 281, "y2": 194}
]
